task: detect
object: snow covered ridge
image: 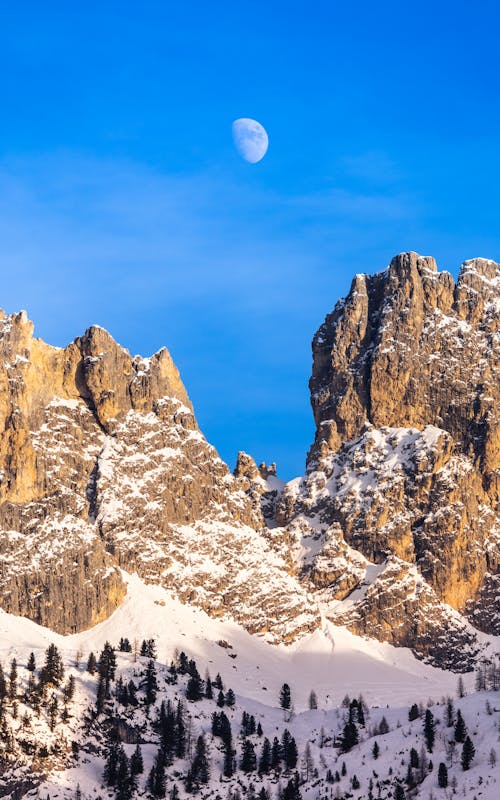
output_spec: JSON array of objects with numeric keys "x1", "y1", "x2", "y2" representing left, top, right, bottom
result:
[
  {"x1": 0, "y1": 575, "x2": 499, "y2": 800},
  {"x1": 0, "y1": 250, "x2": 498, "y2": 676}
]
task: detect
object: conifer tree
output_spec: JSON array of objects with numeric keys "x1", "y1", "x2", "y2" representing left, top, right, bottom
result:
[
  {"x1": 41, "y1": 644, "x2": 64, "y2": 687},
  {"x1": 271, "y1": 736, "x2": 282, "y2": 770},
  {"x1": 308, "y1": 690, "x2": 317, "y2": 710},
  {"x1": 259, "y1": 737, "x2": 271, "y2": 774},
  {"x1": 186, "y1": 669, "x2": 203, "y2": 701},
  {"x1": 461, "y1": 736, "x2": 475, "y2": 771},
  {"x1": 214, "y1": 672, "x2": 224, "y2": 690},
  {"x1": 446, "y1": 697, "x2": 454, "y2": 726},
  {"x1": 143, "y1": 659, "x2": 158, "y2": 705},
  {"x1": 279, "y1": 683, "x2": 291, "y2": 710},
  {"x1": 87, "y1": 652, "x2": 97, "y2": 675},
  {"x1": 241, "y1": 740, "x2": 257, "y2": 772},
  {"x1": 438, "y1": 762, "x2": 448, "y2": 788},
  {"x1": 8, "y1": 659, "x2": 17, "y2": 700},
  {"x1": 408, "y1": 703, "x2": 419, "y2": 721},
  {"x1": 27, "y1": 652, "x2": 36, "y2": 673},
  {"x1": 372, "y1": 740, "x2": 379, "y2": 759},
  {"x1": 340, "y1": 720, "x2": 358, "y2": 753},
  {"x1": 394, "y1": 782, "x2": 406, "y2": 800},
  {"x1": 225, "y1": 688, "x2": 235, "y2": 706},
  {"x1": 104, "y1": 742, "x2": 121, "y2": 786},
  {"x1": 130, "y1": 743, "x2": 144, "y2": 775},
  {"x1": 454, "y1": 709, "x2": 467, "y2": 743},
  {"x1": 0, "y1": 666, "x2": 6, "y2": 703},
  {"x1": 424, "y1": 709, "x2": 435, "y2": 752},
  {"x1": 190, "y1": 734, "x2": 210, "y2": 785}
]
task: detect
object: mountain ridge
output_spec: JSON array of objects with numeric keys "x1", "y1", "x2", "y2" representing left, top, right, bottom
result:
[{"x1": 0, "y1": 251, "x2": 498, "y2": 672}]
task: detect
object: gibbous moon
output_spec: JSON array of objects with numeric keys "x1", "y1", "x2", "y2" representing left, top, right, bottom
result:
[{"x1": 232, "y1": 118, "x2": 269, "y2": 163}]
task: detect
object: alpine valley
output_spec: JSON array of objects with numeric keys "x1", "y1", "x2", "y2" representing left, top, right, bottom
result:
[{"x1": 0, "y1": 251, "x2": 499, "y2": 800}]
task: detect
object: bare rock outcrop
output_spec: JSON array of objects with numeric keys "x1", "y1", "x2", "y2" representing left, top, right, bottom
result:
[
  {"x1": 278, "y1": 252, "x2": 499, "y2": 668},
  {"x1": 0, "y1": 311, "x2": 318, "y2": 641}
]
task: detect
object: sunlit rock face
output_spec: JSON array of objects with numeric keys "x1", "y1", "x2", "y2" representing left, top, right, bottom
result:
[
  {"x1": 0, "y1": 251, "x2": 497, "y2": 671},
  {"x1": 0, "y1": 311, "x2": 318, "y2": 641},
  {"x1": 276, "y1": 253, "x2": 499, "y2": 667}
]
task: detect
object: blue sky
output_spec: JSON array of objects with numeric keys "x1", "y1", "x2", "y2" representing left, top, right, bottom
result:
[{"x1": 1, "y1": 1, "x2": 498, "y2": 478}]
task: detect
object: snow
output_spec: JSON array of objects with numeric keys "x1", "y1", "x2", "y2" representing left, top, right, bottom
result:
[
  {"x1": 0, "y1": 572, "x2": 463, "y2": 711},
  {"x1": 2, "y1": 572, "x2": 499, "y2": 800}
]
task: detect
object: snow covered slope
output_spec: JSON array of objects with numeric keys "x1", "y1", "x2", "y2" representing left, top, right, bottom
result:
[{"x1": 1, "y1": 573, "x2": 499, "y2": 800}]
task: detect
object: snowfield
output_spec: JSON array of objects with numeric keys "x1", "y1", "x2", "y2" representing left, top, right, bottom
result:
[{"x1": 0, "y1": 573, "x2": 499, "y2": 799}]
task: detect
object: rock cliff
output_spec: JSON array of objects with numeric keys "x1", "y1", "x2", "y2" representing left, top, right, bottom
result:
[
  {"x1": 0, "y1": 251, "x2": 498, "y2": 671},
  {"x1": 278, "y1": 252, "x2": 499, "y2": 666},
  {"x1": 0, "y1": 311, "x2": 318, "y2": 641}
]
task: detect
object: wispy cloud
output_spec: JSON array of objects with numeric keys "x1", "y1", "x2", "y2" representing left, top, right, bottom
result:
[{"x1": 0, "y1": 150, "x2": 426, "y2": 477}]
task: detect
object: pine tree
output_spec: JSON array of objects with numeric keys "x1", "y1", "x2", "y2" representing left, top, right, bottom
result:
[
  {"x1": 461, "y1": 736, "x2": 475, "y2": 771},
  {"x1": 446, "y1": 697, "x2": 454, "y2": 726},
  {"x1": 48, "y1": 693, "x2": 58, "y2": 731},
  {"x1": 205, "y1": 672, "x2": 213, "y2": 699},
  {"x1": 116, "y1": 750, "x2": 131, "y2": 800},
  {"x1": 214, "y1": 672, "x2": 224, "y2": 690},
  {"x1": 340, "y1": 720, "x2": 358, "y2": 753},
  {"x1": 98, "y1": 642, "x2": 117, "y2": 691},
  {"x1": 9, "y1": 659, "x2": 17, "y2": 700},
  {"x1": 378, "y1": 715, "x2": 389, "y2": 734},
  {"x1": 301, "y1": 742, "x2": 314, "y2": 782},
  {"x1": 223, "y1": 733, "x2": 234, "y2": 778},
  {"x1": 140, "y1": 639, "x2": 157, "y2": 659},
  {"x1": 408, "y1": 703, "x2": 419, "y2": 721},
  {"x1": 27, "y1": 652, "x2": 36, "y2": 673},
  {"x1": 279, "y1": 683, "x2": 291, "y2": 710},
  {"x1": 64, "y1": 675, "x2": 76, "y2": 702},
  {"x1": 143, "y1": 660, "x2": 158, "y2": 705},
  {"x1": 372, "y1": 740, "x2": 379, "y2": 759},
  {"x1": 457, "y1": 675, "x2": 465, "y2": 698},
  {"x1": 259, "y1": 737, "x2": 271, "y2": 774},
  {"x1": 87, "y1": 652, "x2": 97, "y2": 674},
  {"x1": 424, "y1": 709, "x2": 435, "y2": 752},
  {"x1": 393, "y1": 783, "x2": 406, "y2": 800},
  {"x1": 241, "y1": 740, "x2": 257, "y2": 772},
  {"x1": 104, "y1": 742, "x2": 121, "y2": 786},
  {"x1": 225, "y1": 688, "x2": 235, "y2": 706},
  {"x1": 217, "y1": 689, "x2": 225, "y2": 707},
  {"x1": 186, "y1": 670, "x2": 203, "y2": 702},
  {"x1": 454, "y1": 709, "x2": 467, "y2": 743},
  {"x1": 0, "y1": 666, "x2": 6, "y2": 703},
  {"x1": 409, "y1": 747, "x2": 419, "y2": 768},
  {"x1": 41, "y1": 644, "x2": 64, "y2": 687},
  {"x1": 283, "y1": 773, "x2": 301, "y2": 800},
  {"x1": 271, "y1": 736, "x2": 282, "y2": 770},
  {"x1": 308, "y1": 690, "x2": 318, "y2": 710},
  {"x1": 438, "y1": 762, "x2": 448, "y2": 788},
  {"x1": 190, "y1": 734, "x2": 210, "y2": 785},
  {"x1": 96, "y1": 674, "x2": 106, "y2": 714},
  {"x1": 130, "y1": 743, "x2": 144, "y2": 775}
]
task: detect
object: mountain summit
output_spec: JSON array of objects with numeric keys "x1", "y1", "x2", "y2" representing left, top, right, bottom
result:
[{"x1": 0, "y1": 252, "x2": 498, "y2": 671}]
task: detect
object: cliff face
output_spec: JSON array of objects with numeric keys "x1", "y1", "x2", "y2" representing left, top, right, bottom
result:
[
  {"x1": 278, "y1": 252, "x2": 499, "y2": 666},
  {"x1": 0, "y1": 251, "x2": 498, "y2": 671},
  {"x1": 0, "y1": 311, "x2": 318, "y2": 641}
]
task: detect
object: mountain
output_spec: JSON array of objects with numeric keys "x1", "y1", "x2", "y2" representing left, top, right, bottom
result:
[
  {"x1": 0, "y1": 311, "x2": 317, "y2": 644},
  {"x1": 0, "y1": 251, "x2": 498, "y2": 673},
  {"x1": 0, "y1": 251, "x2": 499, "y2": 800},
  {"x1": 275, "y1": 252, "x2": 499, "y2": 669}
]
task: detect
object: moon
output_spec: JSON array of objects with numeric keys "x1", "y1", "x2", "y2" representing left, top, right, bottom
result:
[{"x1": 232, "y1": 118, "x2": 269, "y2": 163}]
